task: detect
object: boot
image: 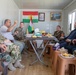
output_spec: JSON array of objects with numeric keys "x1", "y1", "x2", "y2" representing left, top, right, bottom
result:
[
  {"x1": 8, "y1": 63, "x2": 16, "y2": 71},
  {"x1": 14, "y1": 60, "x2": 25, "y2": 69}
]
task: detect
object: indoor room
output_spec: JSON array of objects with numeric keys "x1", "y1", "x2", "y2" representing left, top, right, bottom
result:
[{"x1": 0, "y1": 0, "x2": 76, "y2": 75}]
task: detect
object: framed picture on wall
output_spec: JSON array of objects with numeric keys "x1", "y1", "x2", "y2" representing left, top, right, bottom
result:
[
  {"x1": 38, "y1": 12, "x2": 45, "y2": 21},
  {"x1": 50, "y1": 12, "x2": 62, "y2": 21}
]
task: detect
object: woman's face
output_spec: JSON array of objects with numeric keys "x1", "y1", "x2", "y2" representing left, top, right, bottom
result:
[
  {"x1": 56, "y1": 26, "x2": 61, "y2": 31},
  {"x1": 20, "y1": 23, "x2": 24, "y2": 28}
]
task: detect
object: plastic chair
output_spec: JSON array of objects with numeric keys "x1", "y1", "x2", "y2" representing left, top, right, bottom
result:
[
  {"x1": 55, "y1": 55, "x2": 76, "y2": 75},
  {"x1": 43, "y1": 42, "x2": 54, "y2": 58},
  {"x1": 51, "y1": 51, "x2": 60, "y2": 71}
]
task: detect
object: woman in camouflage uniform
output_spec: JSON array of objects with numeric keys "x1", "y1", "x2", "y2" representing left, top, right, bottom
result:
[
  {"x1": 0, "y1": 34, "x2": 24, "y2": 71},
  {"x1": 0, "y1": 44, "x2": 11, "y2": 74},
  {"x1": 54, "y1": 25, "x2": 65, "y2": 41},
  {"x1": 14, "y1": 22, "x2": 25, "y2": 40},
  {"x1": 14, "y1": 22, "x2": 28, "y2": 51},
  {"x1": 0, "y1": 44, "x2": 11, "y2": 63}
]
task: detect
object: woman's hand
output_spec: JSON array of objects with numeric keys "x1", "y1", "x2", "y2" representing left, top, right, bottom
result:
[
  {"x1": 14, "y1": 31, "x2": 19, "y2": 35},
  {"x1": 4, "y1": 39, "x2": 11, "y2": 43},
  {"x1": 60, "y1": 37, "x2": 64, "y2": 40},
  {"x1": 66, "y1": 39, "x2": 71, "y2": 43},
  {"x1": 0, "y1": 44, "x2": 7, "y2": 51}
]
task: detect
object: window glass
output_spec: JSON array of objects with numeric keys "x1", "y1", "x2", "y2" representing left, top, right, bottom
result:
[{"x1": 68, "y1": 11, "x2": 75, "y2": 32}]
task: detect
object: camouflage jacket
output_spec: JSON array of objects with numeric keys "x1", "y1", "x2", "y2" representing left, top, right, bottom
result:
[
  {"x1": 0, "y1": 34, "x2": 6, "y2": 43},
  {"x1": 14, "y1": 27, "x2": 25, "y2": 40},
  {"x1": 0, "y1": 34, "x2": 21, "y2": 63},
  {"x1": 54, "y1": 31, "x2": 65, "y2": 41}
]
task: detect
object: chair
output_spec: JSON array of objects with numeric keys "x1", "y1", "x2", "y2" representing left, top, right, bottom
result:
[
  {"x1": 51, "y1": 51, "x2": 60, "y2": 71},
  {"x1": 55, "y1": 55, "x2": 76, "y2": 75},
  {"x1": 43, "y1": 41, "x2": 54, "y2": 58}
]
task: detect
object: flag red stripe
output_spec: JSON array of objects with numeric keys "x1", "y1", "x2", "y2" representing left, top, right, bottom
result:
[{"x1": 23, "y1": 11, "x2": 38, "y2": 15}]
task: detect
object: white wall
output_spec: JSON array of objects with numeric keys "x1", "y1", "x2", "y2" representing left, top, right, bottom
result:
[
  {"x1": 0, "y1": 0, "x2": 19, "y2": 28},
  {"x1": 0, "y1": 0, "x2": 62, "y2": 34},
  {"x1": 62, "y1": 1, "x2": 76, "y2": 35},
  {"x1": 19, "y1": 9, "x2": 62, "y2": 34}
]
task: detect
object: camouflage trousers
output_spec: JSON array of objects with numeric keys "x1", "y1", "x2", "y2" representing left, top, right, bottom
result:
[
  {"x1": 0, "y1": 53, "x2": 11, "y2": 62},
  {"x1": 6, "y1": 44, "x2": 21, "y2": 63}
]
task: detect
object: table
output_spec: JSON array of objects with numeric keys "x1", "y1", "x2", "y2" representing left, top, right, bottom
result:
[{"x1": 25, "y1": 36, "x2": 58, "y2": 66}]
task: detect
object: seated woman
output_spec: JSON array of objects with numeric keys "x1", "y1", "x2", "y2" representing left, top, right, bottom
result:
[
  {"x1": 0, "y1": 44, "x2": 11, "y2": 74},
  {"x1": 0, "y1": 34, "x2": 24, "y2": 71},
  {"x1": 14, "y1": 22, "x2": 25, "y2": 40},
  {"x1": 0, "y1": 44, "x2": 11, "y2": 62},
  {"x1": 13, "y1": 22, "x2": 28, "y2": 51},
  {"x1": 54, "y1": 25, "x2": 65, "y2": 41}
]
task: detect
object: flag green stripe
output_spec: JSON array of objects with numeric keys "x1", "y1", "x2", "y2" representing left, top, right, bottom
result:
[
  {"x1": 23, "y1": 19, "x2": 30, "y2": 23},
  {"x1": 23, "y1": 19, "x2": 38, "y2": 23}
]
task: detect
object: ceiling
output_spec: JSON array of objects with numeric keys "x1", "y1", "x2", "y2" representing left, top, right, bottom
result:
[{"x1": 13, "y1": 0, "x2": 73, "y2": 9}]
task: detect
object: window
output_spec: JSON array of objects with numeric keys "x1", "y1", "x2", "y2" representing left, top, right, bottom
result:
[{"x1": 68, "y1": 11, "x2": 76, "y2": 32}]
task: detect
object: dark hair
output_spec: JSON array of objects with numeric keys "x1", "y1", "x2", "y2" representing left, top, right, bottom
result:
[
  {"x1": 4, "y1": 19, "x2": 9, "y2": 24},
  {"x1": 20, "y1": 22, "x2": 24, "y2": 24},
  {"x1": 57, "y1": 25, "x2": 61, "y2": 29}
]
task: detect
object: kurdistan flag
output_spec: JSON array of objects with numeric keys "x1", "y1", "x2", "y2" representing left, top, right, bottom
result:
[
  {"x1": 28, "y1": 15, "x2": 34, "y2": 33},
  {"x1": 22, "y1": 11, "x2": 38, "y2": 23}
]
